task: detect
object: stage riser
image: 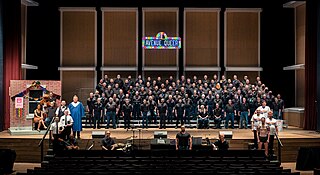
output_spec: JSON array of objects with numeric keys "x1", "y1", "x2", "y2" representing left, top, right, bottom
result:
[
  {"x1": 1, "y1": 137, "x2": 319, "y2": 163},
  {"x1": 81, "y1": 119, "x2": 243, "y2": 128}
]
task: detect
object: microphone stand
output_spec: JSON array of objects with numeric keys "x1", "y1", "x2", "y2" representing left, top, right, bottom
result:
[
  {"x1": 131, "y1": 128, "x2": 135, "y2": 150},
  {"x1": 138, "y1": 128, "x2": 142, "y2": 150}
]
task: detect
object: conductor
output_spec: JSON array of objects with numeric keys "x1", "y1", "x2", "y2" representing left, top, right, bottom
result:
[
  {"x1": 176, "y1": 125, "x2": 192, "y2": 150},
  {"x1": 212, "y1": 133, "x2": 229, "y2": 151}
]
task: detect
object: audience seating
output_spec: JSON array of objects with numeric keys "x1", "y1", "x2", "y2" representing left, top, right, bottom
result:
[{"x1": 25, "y1": 150, "x2": 299, "y2": 175}]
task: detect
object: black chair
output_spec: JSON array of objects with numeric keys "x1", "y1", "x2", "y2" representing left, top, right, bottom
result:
[{"x1": 0, "y1": 149, "x2": 16, "y2": 174}]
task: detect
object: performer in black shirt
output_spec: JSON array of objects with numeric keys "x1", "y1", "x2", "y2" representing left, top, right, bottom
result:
[
  {"x1": 213, "y1": 94, "x2": 223, "y2": 110},
  {"x1": 101, "y1": 131, "x2": 116, "y2": 150},
  {"x1": 277, "y1": 94, "x2": 284, "y2": 120},
  {"x1": 167, "y1": 95, "x2": 175, "y2": 124},
  {"x1": 175, "y1": 98, "x2": 185, "y2": 129},
  {"x1": 224, "y1": 99, "x2": 236, "y2": 129},
  {"x1": 132, "y1": 92, "x2": 141, "y2": 120},
  {"x1": 191, "y1": 91, "x2": 199, "y2": 119},
  {"x1": 213, "y1": 103, "x2": 222, "y2": 129},
  {"x1": 239, "y1": 98, "x2": 250, "y2": 129},
  {"x1": 213, "y1": 133, "x2": 229, "y2": 151},
  {"x1": 198, "y1": 105, "x2": 209, "y2": 129},
  {"x1": 86, "y1": 93, "x2": 95, "y2": 128},
  {"x1": 272, "y1": 97, "x2": 281, "y2": 119},
  {"x1": 247, "y1": 93, "x2": 256, "y2": 121},
  {"x1": 176, "y1": 125, "x2": 192, "y2": 150},
  {"x1": 157, "y1": 98, "x2": 168, "y2": 129},
  {"x1": 122, "y1": 99, "x2": 132, "y2": 129},
  {"x1": 140, "y1": 99, "x2": 149, "y2": 129},
  {"x1": 64, "y1": 135, "x2": 79, "y2": 150},
  {"x1": 254, "y1": 97, "x2": 262, "y2": 112},
  {"x1": 206, "y1": 91, "x2": 215, "y2": 117},
  {"x1": 93, "y1": 98, "x2": 103, "y2": 129},
  {"x1": 114, "y1": 74, "x2": 124, "y2": 89},
  {"x1": 198, "y1": 94, "x2": 208, "y2": 110},
  {"x1": 183, "y1": 94, "x2": 192, "y2": 126},
  {"x1": 105, "y1": 98, "x2": 117, "y2": 129},
  {"x1": 148, "y1": 96, "x2": 157, "y2": 125},
  {"x1": 104, "y1": 85, "x2": 113, "y2": 99}
]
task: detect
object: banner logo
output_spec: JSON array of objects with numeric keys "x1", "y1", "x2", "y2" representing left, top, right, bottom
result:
[{"x1": 142, "y1": 32, "x2": 181, "y2": 49}]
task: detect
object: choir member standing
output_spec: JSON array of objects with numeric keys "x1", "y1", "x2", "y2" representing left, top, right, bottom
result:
[{"x1": 68, "y1": 95, "x2": 85, "y2": 139}]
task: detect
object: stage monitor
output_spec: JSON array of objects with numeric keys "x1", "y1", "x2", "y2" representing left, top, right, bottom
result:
[
  {"x1": 92, "y1": 131, "x2": 105, "y2": 138},
  {"x1": 154, "y1": 131, "x2": 167, "y2": 139},
  {"x1": 219, "y1": 131, "x2": 233, "y2": 139},
  {"x1": 192, "y1": 137, "x2": 202, "y2": 145}
]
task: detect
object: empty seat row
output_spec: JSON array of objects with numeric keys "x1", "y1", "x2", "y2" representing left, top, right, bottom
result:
[{"x1": 26, "y1": 150, "x2": 299, "y2": 175}]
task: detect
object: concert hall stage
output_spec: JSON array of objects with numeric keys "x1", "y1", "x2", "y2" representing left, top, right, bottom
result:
[{"x1": 0, "y1": 127, "x2": 319, "y2": 163}]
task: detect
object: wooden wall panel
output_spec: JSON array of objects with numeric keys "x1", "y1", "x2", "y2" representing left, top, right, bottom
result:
[
  {"x1": 296, "y1": 69, "x2": 305, "y2": 107},
  {"x1": 104, "y1": 11, "x2": 137, "y2": 66},
  {"x1": 62, "y1": 71, "x2": 95, "y2": 104},
  {"x1": 226, "y1": 71, "x2": 258, "y2": 83},
  {"x1": 226, "y1": 12, "x2": 259, "y2": 67},
  {"x1": 296, "y1": 4, "x2": 305, "y2": 107},
  {"x1": 296, "y1": 4, "x2": 305, "y2": 65},
  {"x1": 144, "y1": 11, "x2": 177, "y2": 66},
  {"x1": 62, "y1": 11, "x2": 95, "y2": 66},
  {"x1": 185, "y1": 11, "x2": 218, "y2": 66}
]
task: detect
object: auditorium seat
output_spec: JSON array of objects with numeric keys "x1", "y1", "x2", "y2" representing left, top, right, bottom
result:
[{"x1": 25, "y1": 150, "x2": 300, "y2": 175}]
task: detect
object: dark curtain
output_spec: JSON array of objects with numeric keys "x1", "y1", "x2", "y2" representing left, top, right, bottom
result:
[
  {"x1": 304, "y1": 0, "x2": 318, "y2": 130},
  {"x1": 2, "y1": 0, "x2": 22, "y2": 130}
]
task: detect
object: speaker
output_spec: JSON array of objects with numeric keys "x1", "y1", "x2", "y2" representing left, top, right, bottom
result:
[
  {"x1": 92, "y1": 131, "x2": 105, "y2": 138},
  {"x1": 192, "y1": 137, "x2": 202, "y2": 145},
  {"x1": 154, "y1": 131, "x2": 167, "y2": 139},
  {"x1": 0, "y1": 149, "x2": 16, "y2": 174},
  {"x1": 150, "y1": 138, "x2": 171, "y2": 150},
  {"x1": 219, "y1": 131, "x2": 233, "y2": 139}
]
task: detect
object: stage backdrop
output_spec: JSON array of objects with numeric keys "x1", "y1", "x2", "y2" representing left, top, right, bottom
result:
[
  {"x1": 296, "y1": 4, "x2": 305, "y2": 107},
  {"x1": 9, "y1": 80, "x2": 61, "y2": 133}
]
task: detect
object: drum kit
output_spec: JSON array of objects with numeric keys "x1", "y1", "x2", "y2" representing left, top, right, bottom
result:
[{"x1": 117, "y1": 128, "x2": 142, "y2": 152}]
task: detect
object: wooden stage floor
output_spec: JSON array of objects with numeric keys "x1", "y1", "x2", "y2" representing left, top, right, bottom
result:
[
  {"x1": 1, "y1": 126, "x2": 320, "y2": 140},
  {"x1": 1, "y1": 126, "x2": 320, "y2": 163}
]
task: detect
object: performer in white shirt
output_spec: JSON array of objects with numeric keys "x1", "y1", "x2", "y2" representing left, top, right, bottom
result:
[
  {"x1": 266, "y1": 111, "x2": 278, "y2": 156},
  {"x1": 55, "y1": 100, "x2": 70, "y2": 118},
  {"x1": 251, "y1": 109, "x2": 262, "y2": 149},
  {"x1": 256, "y1": 100, "x2": 271, "y2": 118},
  {"x1": 60, "y1": 110, "x2": 74, "y2": 140},
  {"x1": 50, "y1": 117, "x2": 64, "y2": 152}
]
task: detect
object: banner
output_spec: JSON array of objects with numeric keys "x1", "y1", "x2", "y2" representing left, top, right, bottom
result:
[
  {"x1": 142, "y1": 32, "x2": 181, "y2": 49},
  {"x1": 15, "y1": 97, "x2": 23, "y2": 109}
]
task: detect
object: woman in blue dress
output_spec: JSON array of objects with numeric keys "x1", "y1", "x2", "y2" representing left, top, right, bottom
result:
[{"x1": 68, "y1": 95, "x2": 85, "y2": 139}]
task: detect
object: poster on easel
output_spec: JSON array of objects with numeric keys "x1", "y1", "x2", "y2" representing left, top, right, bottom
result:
[
  {"x1": 15, "y1": 97, "x2": 24, "y2": 129},
  {"x1": 15, "y1": 97, "x2": 24, "y2": 109}
]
